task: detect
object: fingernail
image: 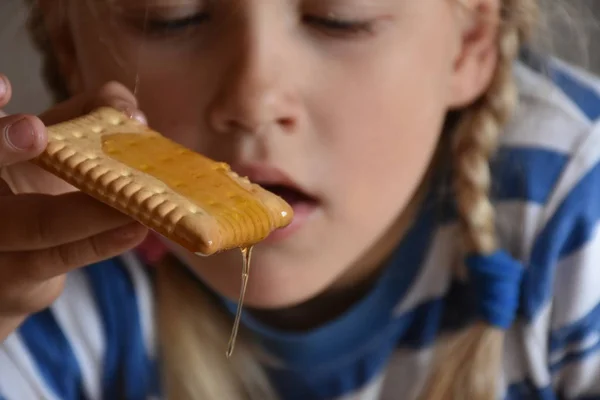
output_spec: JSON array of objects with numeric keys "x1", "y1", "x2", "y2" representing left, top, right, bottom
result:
[
  {"x1": 113, "y1": 102, "x2": 148, "y2": 125},
  {"x1": 5, "y1": 118, "x2": 35, "y2": 150},
  {"x1": 130, "y1": 110, "x2": 148, "y2": 125}
]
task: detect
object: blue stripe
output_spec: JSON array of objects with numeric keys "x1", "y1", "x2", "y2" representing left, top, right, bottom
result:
[
  {"x1": 19, "y1": 309, "x2": 84, "y2": 400},
  {"x1": 520, "y1": 48, "x2": 600, "y2": 121},
  {"x1": 505, "y1": 380, "x2": 556, "y2": 400},
  {"x1": 550, "y1": 337, "x2": 600, "y2": 374},
  {"x1": 491, "y1": 148, "x2": 569, "y2": 204},
  {"x1": 523, "y1": 161, "x2": 600, "y2": 320},
  {"x1": 549, "y1": 302, "x2": 600, "y2": 353},
  {"x1": 400, "y1": 299, "x2": 445, "y2": 348},
  {"x1": 549, "y1": 66, "x2": 600, "y2": 121},
  {"x1": 267, "y1": 299, "x2": 444, "y2": 400},
  {"x1": 84, "y1": 258, "x2": 154, "y2": 400}
]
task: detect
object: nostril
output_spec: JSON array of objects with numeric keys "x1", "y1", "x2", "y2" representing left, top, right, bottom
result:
[
  {"x1": 277, "y1": 117, "x2": 295, "y2": 131},
  {"x1": 219, "y1": 119, "x2": 246, "y2": 135},
  {"x1": 207, "y1": 96, "x2": 297, "y2": 135}
]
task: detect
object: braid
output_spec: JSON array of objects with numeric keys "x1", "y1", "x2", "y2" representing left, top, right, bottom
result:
[
  {"x1": 453, "y1": 0, "x2": 538, "y2": 255},
  {"x1": 420, "y1": 1, "x2": 539, "y2": 399}
]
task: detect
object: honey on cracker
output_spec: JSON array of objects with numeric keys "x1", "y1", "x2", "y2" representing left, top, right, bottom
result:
[
  {"x1": 101, "y1": 133, "x2": 279, "y2": 249},
  {"x1": 33, "y1": 106, "x2": 294, "y2": 357}
]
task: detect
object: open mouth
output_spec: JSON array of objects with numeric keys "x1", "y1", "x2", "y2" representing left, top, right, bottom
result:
[
  {"x1": 231, "y1": 163, "x2": 319, "y2": 240},
  {"x1": 260, "y1": 184, "x2": 319, "y2": 208}
]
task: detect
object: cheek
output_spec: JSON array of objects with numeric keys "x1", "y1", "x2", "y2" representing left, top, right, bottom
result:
[{"x1": 320, "y1": 51, "x2": 451, "y2": 229}]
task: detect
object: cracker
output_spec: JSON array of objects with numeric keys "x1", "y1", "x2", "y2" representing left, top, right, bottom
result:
[{"x1": 32, "y1": 107, "x2": 293, "y2": 255}]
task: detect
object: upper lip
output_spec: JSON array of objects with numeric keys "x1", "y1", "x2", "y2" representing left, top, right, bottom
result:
[{"x1": 231, "y1": 163, "x2": 316, "y2": 199}]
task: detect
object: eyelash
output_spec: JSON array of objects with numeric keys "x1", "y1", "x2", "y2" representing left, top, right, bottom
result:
[
  {"x1": 304, "y1": 15, "x2": 374, "y2": 36},
  {"x1": 144, "y1": 13, "x2": 210, "y2": 33},
  {"x1": 142, "y1": 13, "x2": 373, "y2": 37}
]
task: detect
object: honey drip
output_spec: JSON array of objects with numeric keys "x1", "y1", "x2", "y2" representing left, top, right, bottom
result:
[{"x1": 226, "y1": 246, "x2": 253, "y2": 358}]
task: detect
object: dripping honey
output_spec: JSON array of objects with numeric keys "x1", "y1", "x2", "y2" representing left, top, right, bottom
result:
[{"x1": 226, "y1": 246, "x2": 253, "y2": 358}]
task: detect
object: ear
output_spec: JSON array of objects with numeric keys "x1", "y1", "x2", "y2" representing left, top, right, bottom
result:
[
  {"x1": 448, "y1": 0, "x2": 501, "y2": 109},
  {"x1": 37, "y1": 0, "x2": 83, "y2": 94}
]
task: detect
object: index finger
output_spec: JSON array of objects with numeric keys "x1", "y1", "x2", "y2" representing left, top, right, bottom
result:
[{"x1": 40, "y1": 81, "x2": 147, "y2": 126}]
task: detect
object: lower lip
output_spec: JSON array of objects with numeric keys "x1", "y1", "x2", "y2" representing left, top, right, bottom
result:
[{"x1": 263, "y1": 201, "x2": 318, "y2": 243}]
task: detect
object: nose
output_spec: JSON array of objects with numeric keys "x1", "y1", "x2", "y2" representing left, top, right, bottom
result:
[{"x1": 207, "y1": 31, "x2": 299, "y2": 136}]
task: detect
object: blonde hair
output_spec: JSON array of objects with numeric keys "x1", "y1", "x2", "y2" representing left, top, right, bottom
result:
[
  {"x1": 419, "y1": 1, "x2": 541, "y2": 399},
  {"x1": 24, "y1": 1, "x2": 548, "y2": 399}
]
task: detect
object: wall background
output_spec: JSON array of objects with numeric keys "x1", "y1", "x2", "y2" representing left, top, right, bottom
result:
[
  {"x1": 0, "y1": 0, "x2": 52, "y2": 114},
  {"x1": 1, "y1": 0, "x2": 599, "y2": 115}
]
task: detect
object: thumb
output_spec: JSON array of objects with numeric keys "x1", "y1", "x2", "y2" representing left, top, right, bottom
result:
[{"x1": 0, "y1": 114, "x2": 47, "y2": 167}]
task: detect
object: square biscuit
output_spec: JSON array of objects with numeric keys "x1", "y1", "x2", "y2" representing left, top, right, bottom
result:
[{"x1": 33, "y1": 107, "x2": 293, "y2": 255}]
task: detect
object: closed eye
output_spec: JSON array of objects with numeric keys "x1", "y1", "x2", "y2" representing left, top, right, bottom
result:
[
  {"x1": 304, "y1": 15, "x2": 375, "y2": 36},
  {"x1": 145, "y1": 13, "x2": 210, "y2": 33}
]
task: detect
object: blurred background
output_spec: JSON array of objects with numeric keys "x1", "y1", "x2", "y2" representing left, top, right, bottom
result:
[{"x1": 1, "y1": 0, "x2": 599, "y2": 115}]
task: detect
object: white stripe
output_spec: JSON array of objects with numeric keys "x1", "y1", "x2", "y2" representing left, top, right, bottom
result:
[
  {"x1": 50, "y1": 270, "x2": 105, "y2": 400},
  {"x1": 501, "y1": 94, "x2": 589, "y2": 155},
  {"x1": 495, "y1": 201, "x2": 544, "y2": 262},
  {"x1": 0, "y1": 334, "x2": 60, "y2": 400},
  {"x1": 539, "y1": 120, "x2": 600, "y2": 231},
  {"x1": 551, "y1": 221, "x2": 600, "y2": 331},
  {"x1": 120, "y1": 252, "x2": 157, "y2": 359},
  {"x1": 553, "y1": 343, "x2": 600, "y2": 398},
  {"x1": 0, "y1": 349, "x2": 46, "y2": 400},
  {"x1": 516, "y1": 61, "x2": 591, "y2": 124},
  {"x1": 382, "y1": 347, "x2": 434, "y2": 400},
  {"x1": 336, "y1": 374, "x2": 384, "y2": 400},
  {"x1": 504, "y1": 305, "x2": 553, "y2": 389},
  {"x1": 523, "y1": 303, "x2": 553, "y2": 388}
]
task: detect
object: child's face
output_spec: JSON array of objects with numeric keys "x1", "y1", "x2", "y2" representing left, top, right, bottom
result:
[{"x1": 53, "y1": 0, "x2": 497, "y2": 309}]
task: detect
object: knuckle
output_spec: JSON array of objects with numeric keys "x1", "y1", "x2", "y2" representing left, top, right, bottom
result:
[
  {"x1": 47, "y1": 237, "x2": 106, "y2": 274},
  {"x1": 88, "y1": 235, "x2": 108, "y2": 260},
  {"x1": 52, "y1": 242, "x2": 83, "y2": 270},
  {"x1": 26, "y1": 203, "x2": 55, "y2": 248}
]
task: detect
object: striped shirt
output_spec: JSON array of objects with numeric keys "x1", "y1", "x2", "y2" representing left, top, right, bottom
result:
[{"x1": 2, "y1": 55, "x2": 600, "y2": 400}]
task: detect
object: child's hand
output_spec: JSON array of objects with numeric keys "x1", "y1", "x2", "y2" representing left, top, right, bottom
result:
[{"x1": 0, "y1": 74, "x2": 149, "y2": 341}]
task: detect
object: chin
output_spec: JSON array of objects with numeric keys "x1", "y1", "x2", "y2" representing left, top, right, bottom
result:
[{"x1": 168, "y1": 243, "x2": 333, "y2": 310}]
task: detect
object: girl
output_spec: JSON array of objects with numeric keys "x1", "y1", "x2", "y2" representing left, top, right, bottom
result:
[{"x1": 1, "y1": 0, "x2": 600, "y2": 399}]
